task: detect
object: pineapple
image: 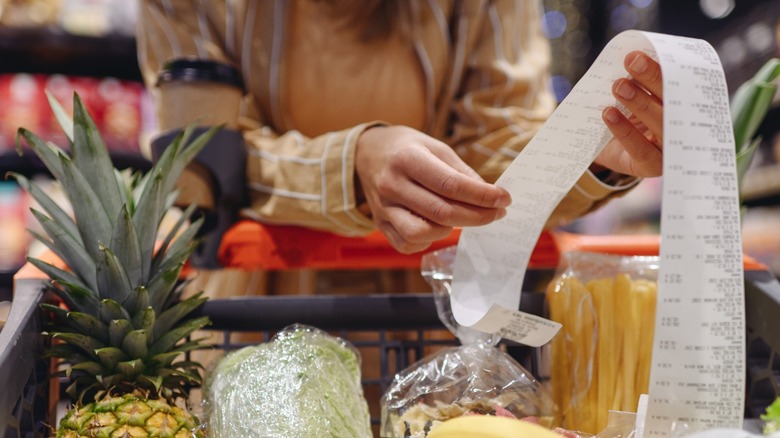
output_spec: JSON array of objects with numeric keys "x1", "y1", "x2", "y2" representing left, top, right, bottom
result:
[{"x1": 11, "y1": 92, "x2": 217, "y2": 437}]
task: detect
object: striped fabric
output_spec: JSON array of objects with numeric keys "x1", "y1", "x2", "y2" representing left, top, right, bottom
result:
[{"x1": 137, "y1": 0, "x2": 639, "y2": 237}]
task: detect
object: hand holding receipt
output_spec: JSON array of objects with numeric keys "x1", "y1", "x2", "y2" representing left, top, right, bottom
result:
[{"x1": 451, "y1": 30, "x2": 745, "y2": 436}]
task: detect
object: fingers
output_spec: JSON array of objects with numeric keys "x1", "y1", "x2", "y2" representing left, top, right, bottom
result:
[
  {"x1": 615, "y1": 51, "x2": 663, "y2": 145},
  {"x1": 387, "y1": 178, "x2": 507, "y2": 227},
  {"x1": 370, "y1": 148, "x2": 509, "y2": 226},
  {"x1": 354, "y1": 125, "x2": 513, "y2": 253},
  {"x1": 611, "y1": 77, "x2": 663, "y2": 144},
  {"x1": 373, "y1": 181, "x2": 507, "y2": 253},
  {"x1": 377, "y1": 205, "x2": 453, "y2": 254},
  {"x1": 601, "y1": 107, "x2": 663, "y2": 176},
  {"x1": 625, "y1": 51, "x2": 663, "y2": 98},
  {"x1": 379, "y1": 223, "x2": 435, "y2": 254},
  {"x1": 373, "y1": 177, "x2": 509, "y2": 253},
  {"x1": 598, "y1": 51, "x2": 665, "y2": 178},
  {"x1": 407, "y1": 150, "x2": 512, "y2": 209}
]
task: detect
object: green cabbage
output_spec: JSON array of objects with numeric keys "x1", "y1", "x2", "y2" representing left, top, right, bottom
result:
[{"x1": 205, "y1": 324, "x2": 372, "y2": 437}]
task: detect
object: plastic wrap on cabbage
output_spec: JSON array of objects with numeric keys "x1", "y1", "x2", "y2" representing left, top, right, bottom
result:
[
  {"x1": 380, "y1": 246, "x2": 556, "y2": 438},
  {"x1": 205, "y1": 324, "x2": 372, "y2": 437}
]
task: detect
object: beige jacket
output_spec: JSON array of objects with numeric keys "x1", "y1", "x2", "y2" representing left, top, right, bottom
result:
[{"x1": 138, "y1": 0, "x2": 639, "y2": 237}]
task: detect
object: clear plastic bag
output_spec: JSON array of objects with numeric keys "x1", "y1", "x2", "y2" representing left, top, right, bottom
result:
[
  {"x1": 380, "y1": 246, "x2": 556, "y2": 438},
  {"x1": 546, "y1": 251, "x2": 659, "y2": 435},
  {"x1": 594, "y1": 410, "x2": 638, "y2": 438},
  {"x1": 204, "y1": 324, "x2": 372, "y2": 438}
]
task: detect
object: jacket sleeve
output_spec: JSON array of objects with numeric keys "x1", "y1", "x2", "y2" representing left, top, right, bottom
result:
[
  {"x1": 137, "y1": 0, "x2": 238, "y2": 124},
  {"x1": 446, "y1": 0, "x2": 640, "y2": 229},
  {"x1": 239, "y1": 123, "x2": 379, "y2": 236},
  {"x1": 137, "y1": 0, "x2": 377, "y2": 236}
]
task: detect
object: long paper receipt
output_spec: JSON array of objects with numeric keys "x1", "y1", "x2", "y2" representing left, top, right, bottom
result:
[{"x1": 451, "y1": 30, "x2": 745, "y2": 435}]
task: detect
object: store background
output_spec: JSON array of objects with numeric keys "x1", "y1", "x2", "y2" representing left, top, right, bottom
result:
[{"x1": 0, "y1": 0, "x2": 778, "y2": 296}]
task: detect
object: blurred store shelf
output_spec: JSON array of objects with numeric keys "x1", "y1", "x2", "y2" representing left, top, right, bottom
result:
[
  {"x1": 0, "y1": 27, "x2": 141, "y2": 81},
  {"x1": 0, "y1": 270, "x2": 13, "y2": 302},
  {"x1": 0, "y1": 150, "x2": 151, "y2": 179}
]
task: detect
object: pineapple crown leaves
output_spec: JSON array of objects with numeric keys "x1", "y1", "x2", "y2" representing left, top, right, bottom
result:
[{"x1": 13, "y1": 92, "x2": 218, "y2": 402}]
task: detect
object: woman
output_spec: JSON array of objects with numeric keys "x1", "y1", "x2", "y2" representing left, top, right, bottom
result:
[{"x1": 137, "y1": 0, "x2": 663, "y2": 254}]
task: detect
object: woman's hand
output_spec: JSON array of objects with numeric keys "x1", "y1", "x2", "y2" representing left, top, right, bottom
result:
[
  {"x1": 355, "y1": 125, "x2": 511, "y2": 254},
  {"x1": 596, "y1": 50, "x2": 664, "y2": 178}
]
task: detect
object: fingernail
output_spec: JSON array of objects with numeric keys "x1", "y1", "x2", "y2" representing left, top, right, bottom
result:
[
  {"x1": 496, "y1": 208, "x2": 507, "y2": 220},
  {"x1": 616, "y1": 80, "x2": 636, "y2": 100},
  {"x1": 604, "y1": 107, "x2": 621, "y2": 124},
  {"x1": 493, "y1": 193, "x2": 511, "y2": 208},
  {"x1": 629, "y1": 54, "x2": 648, "y2": 74}
]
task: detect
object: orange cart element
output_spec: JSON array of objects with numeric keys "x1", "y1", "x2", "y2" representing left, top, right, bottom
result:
[
  {"x1": 211, "y1": 220, "x2": 766, "y2": 272},
  {"x1": 214, "y1": 220, "x2": 561, "y2": 271}
]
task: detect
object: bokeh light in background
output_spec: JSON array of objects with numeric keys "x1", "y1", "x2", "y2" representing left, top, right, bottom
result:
[
  {"x1": 542, "y1": 0, "x2": 658, "y2": 102},
  {"x1": 658, "y1": 0, "x2": 778, "y2": 91},
  {"x1": 720, "y1": 35, "x2": 748, "y2": 68},
  {"x1": 716, "y1": 18, "x2": 776, "y2": 73},
  {"x1": 629, "y1": 0, "x2": 654, "y2": 8},
  {"x1": 609, "y1": 4, "x2": 639, "y2": 32},
  {"x1": 541, "y1": 9, "x2": 568, "y2": 39},
  {"x1": 542, "y1": 0, "x2": 591, "y2": 102},
  {"x1": 548, "y1": 75, "x2": 573, "y2": 103},
  {"x1": 699, "y1": 0, "x2": 735, "y2": 19},
  {"x1": 542, "y1": 0, "x2": 778, "y2": 99},
  {"x1": 745, "y1": 22, "x2": 774, "y2": 54},
  {"x1": 606, "y1": 0, "x2": 658, "y2": 46}
]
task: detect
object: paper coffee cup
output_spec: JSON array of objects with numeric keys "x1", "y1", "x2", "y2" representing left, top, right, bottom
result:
[
  {"x1": 156, "y1": 59, "x2": 245, "y2": 130},
  {"x1": 155, "y1": 59, "x2": 245, "y2": 209}
]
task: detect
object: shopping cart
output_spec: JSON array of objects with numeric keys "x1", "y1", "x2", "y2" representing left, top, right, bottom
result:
[
  {"x1": 2, "y1": 227, "x2": 779, "y2": 436},
  {"x1": 1, "y1": 275, "x2": 51, "y2": 437}
]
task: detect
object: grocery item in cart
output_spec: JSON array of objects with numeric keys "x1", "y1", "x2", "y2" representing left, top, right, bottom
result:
[
  {"x1": 380, "y1": 246, "x2": 556, "y2": 438},
  {"x1": 205, "y1": 324, "x2": 372, "y2": 438},
  {"x1": 425, "y1": 415, "x2": 562, "y2": 438},
  {"x1": 13, "y1": 93, "x2": 216, "y2": 436},
  {"x1": 546, "y1": 251, "x2": 658, "y2": 435}
]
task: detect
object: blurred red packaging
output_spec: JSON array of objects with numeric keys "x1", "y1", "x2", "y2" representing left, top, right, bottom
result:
[
  {"x1": 0, "y1": 74, "x2": 46, "y2": 152},
  {"x1": 0, "y1": 182, "x2": 29, "y2": 270},
  {"x1": 95, "y1": 78, "x2": 146, "y2": 153},
  {"x1": 0, "y1": 73, "x2": 147, "y2": 155}
]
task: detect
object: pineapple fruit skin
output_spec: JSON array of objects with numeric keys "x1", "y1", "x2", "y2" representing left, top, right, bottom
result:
[
  {"x1": 54, "y1": 392, "x2": 204, "y2": 438},
  {"x1": 13, "y1": 93, "x2": 217, "y2": 438}
]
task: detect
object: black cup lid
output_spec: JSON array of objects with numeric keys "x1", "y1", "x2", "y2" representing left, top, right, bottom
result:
[{"x1": 157, "y1": 59, "x2": 245, "y2": 92}]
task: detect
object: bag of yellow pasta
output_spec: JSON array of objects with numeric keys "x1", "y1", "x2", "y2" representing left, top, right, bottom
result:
[{"x1": 546, "y1": 251, "x2": 659, "y2": 435}]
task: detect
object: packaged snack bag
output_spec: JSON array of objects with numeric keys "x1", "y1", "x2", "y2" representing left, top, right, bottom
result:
[{"x1": 380, "y1": 246, "x2": 556, "y2": 438}]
